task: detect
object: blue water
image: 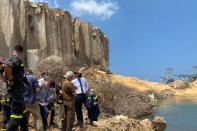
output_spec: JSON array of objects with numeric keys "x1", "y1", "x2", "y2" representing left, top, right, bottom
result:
[{"x1": 155, "y1": 96, "x2": 197, "y2": 131}]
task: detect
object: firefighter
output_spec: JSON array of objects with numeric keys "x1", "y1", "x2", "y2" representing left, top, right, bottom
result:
[
  {"x1": 0, "y1": 56, "x2": 11, "y2": 131},
  {"x1": 1, "y1": 45, "x2": 26, "y2": 131}
]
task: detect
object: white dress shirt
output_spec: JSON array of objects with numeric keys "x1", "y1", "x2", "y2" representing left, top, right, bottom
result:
[
  {"x1": 72, "y1": 77, "x2": 89, "y2": 94},
  {"x1": 38, "y1": 77, "x2": 44, "y2": 87}
]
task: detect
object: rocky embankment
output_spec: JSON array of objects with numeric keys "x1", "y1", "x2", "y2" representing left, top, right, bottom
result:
[
  {"x1": 82, "y1": 68, "x2": 158, "y2": 118},
  {"x1": 167, "y1": 79, "x2": 197, "y2": 96},
  {"x1": 83, "y1": 116, "x2": 166, "y2": 131}
]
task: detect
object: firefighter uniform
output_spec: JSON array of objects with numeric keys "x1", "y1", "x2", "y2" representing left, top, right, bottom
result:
[
  {"x1": 1, "y1": 99, "x2": 11, "y2": 130},
  {"x1": 4, "y1": 56, "x2": 26, "y2": 131},
  {"x1": 0, "y1": 61, "x2": 11, "y2": 130}
]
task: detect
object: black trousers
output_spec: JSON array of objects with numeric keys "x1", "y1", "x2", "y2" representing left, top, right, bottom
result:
[
  {"x1": 47, "y1": 101, "x2": 55, "y2": 124},
  {"x1": 39, "y1": 104, "x2": 48, "y2": 131},
  {"x1": 75, "y1": 94, "x2": 93, "y2": 124},
  {"x1": 19, "y1": 112, "x2": 30, "y2": 131},
  {"x1": 2, "y1": 102, "x2": 11, "y2": 129},
  {"x1": 2, "y1": 99, "x2": 28, "y2": 131},
  {"x1": 6, "y1": 88, "x2": 26, "y2": 131}
]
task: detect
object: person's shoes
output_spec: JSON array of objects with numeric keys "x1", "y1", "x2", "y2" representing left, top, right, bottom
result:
[{"x1": 90, "y1": 122, "x2": 97, "y2": 127}]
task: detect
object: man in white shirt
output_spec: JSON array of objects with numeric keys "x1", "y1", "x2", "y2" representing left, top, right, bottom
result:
[
  {"x1": 72, "y1": 73, "x2": 89, "y2": 95},
  {"x1": 72, "y1": 71, "x2": 96, "y2": 128}
]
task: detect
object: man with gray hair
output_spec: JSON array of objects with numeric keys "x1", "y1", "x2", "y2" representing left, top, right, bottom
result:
[{"x1": 61, "y1": 71, "x2": 76, "y2": 131}]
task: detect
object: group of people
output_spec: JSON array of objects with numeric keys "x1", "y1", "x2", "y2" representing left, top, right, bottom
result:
[{"x1": 0, "y1": 45, "x2": 100, "y2": 131}]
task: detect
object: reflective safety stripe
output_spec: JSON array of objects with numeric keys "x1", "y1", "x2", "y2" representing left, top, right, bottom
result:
[
  {"x1": 1, "y1": 99, "x2": 9, "y2": 104},
  {"x1": 1, "y1": 99, "x2": 9, "y2": 102},
  {"x1": 1, "y1": 100, "x2": 6, "y2": 103},
  {"x1": 10, "y1": 114, "x2": 22, "y2": 119},
  {"x1": 23, "y1": 109, "x2": 28, "y2": 113}
]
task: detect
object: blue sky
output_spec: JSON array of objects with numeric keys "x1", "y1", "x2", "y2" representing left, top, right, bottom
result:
[{"x1": 30, "y1": 0, "x2": 197, "y2": 81}]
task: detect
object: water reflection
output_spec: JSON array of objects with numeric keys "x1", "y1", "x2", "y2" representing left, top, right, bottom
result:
[
  {"x1": 155, "y1": 96, "x2": 197, "y2": 131},
  {"x1": 157, "y1": 96, "x2": 197, "y2": 110}
]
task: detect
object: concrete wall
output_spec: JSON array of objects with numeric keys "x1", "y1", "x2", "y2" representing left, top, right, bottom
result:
[{"x1": 0, "y1": 0, "x2": 109, "y2": 71}]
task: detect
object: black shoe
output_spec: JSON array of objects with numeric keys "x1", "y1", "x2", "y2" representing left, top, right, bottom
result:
[{"x1": 79, "y1": 122, "x2": 84, "y2": 128}]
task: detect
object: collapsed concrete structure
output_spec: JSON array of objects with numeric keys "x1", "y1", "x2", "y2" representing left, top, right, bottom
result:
[{"x1": 0, "y1": 0, "x2": 109, "y2": 71}]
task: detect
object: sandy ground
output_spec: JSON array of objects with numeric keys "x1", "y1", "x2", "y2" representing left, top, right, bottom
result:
[
  {"x1": 92, "y1": 69, "x2": 171, "y2": 93},
  {"x1": 110, "y1": 74, "x2": 171, "y2": 93},
  {"x1": 107, "y1": 71, "x2": 197, "y2": 96},
  {"x1": 174, "y1": 86, "x2": 197, "y2": 96}
]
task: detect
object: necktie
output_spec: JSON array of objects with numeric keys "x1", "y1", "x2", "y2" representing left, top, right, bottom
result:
[{"x1": 78, "y1": 78, "x2": 84, "y2": 94}]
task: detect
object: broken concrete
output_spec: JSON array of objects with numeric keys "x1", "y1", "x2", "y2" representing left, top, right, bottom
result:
[{"x1": 0, "y1": 0, "x2": 109, "y2": 71}]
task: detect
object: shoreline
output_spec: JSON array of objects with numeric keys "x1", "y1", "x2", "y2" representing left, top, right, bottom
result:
[{"x1": 174, "y1": 86, "x2": 197, "y2": 96}]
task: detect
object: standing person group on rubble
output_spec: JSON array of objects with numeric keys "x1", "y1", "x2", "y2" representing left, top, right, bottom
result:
[{"x1": 0, "y1": 45, "x2": 100, "y2": 131}]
